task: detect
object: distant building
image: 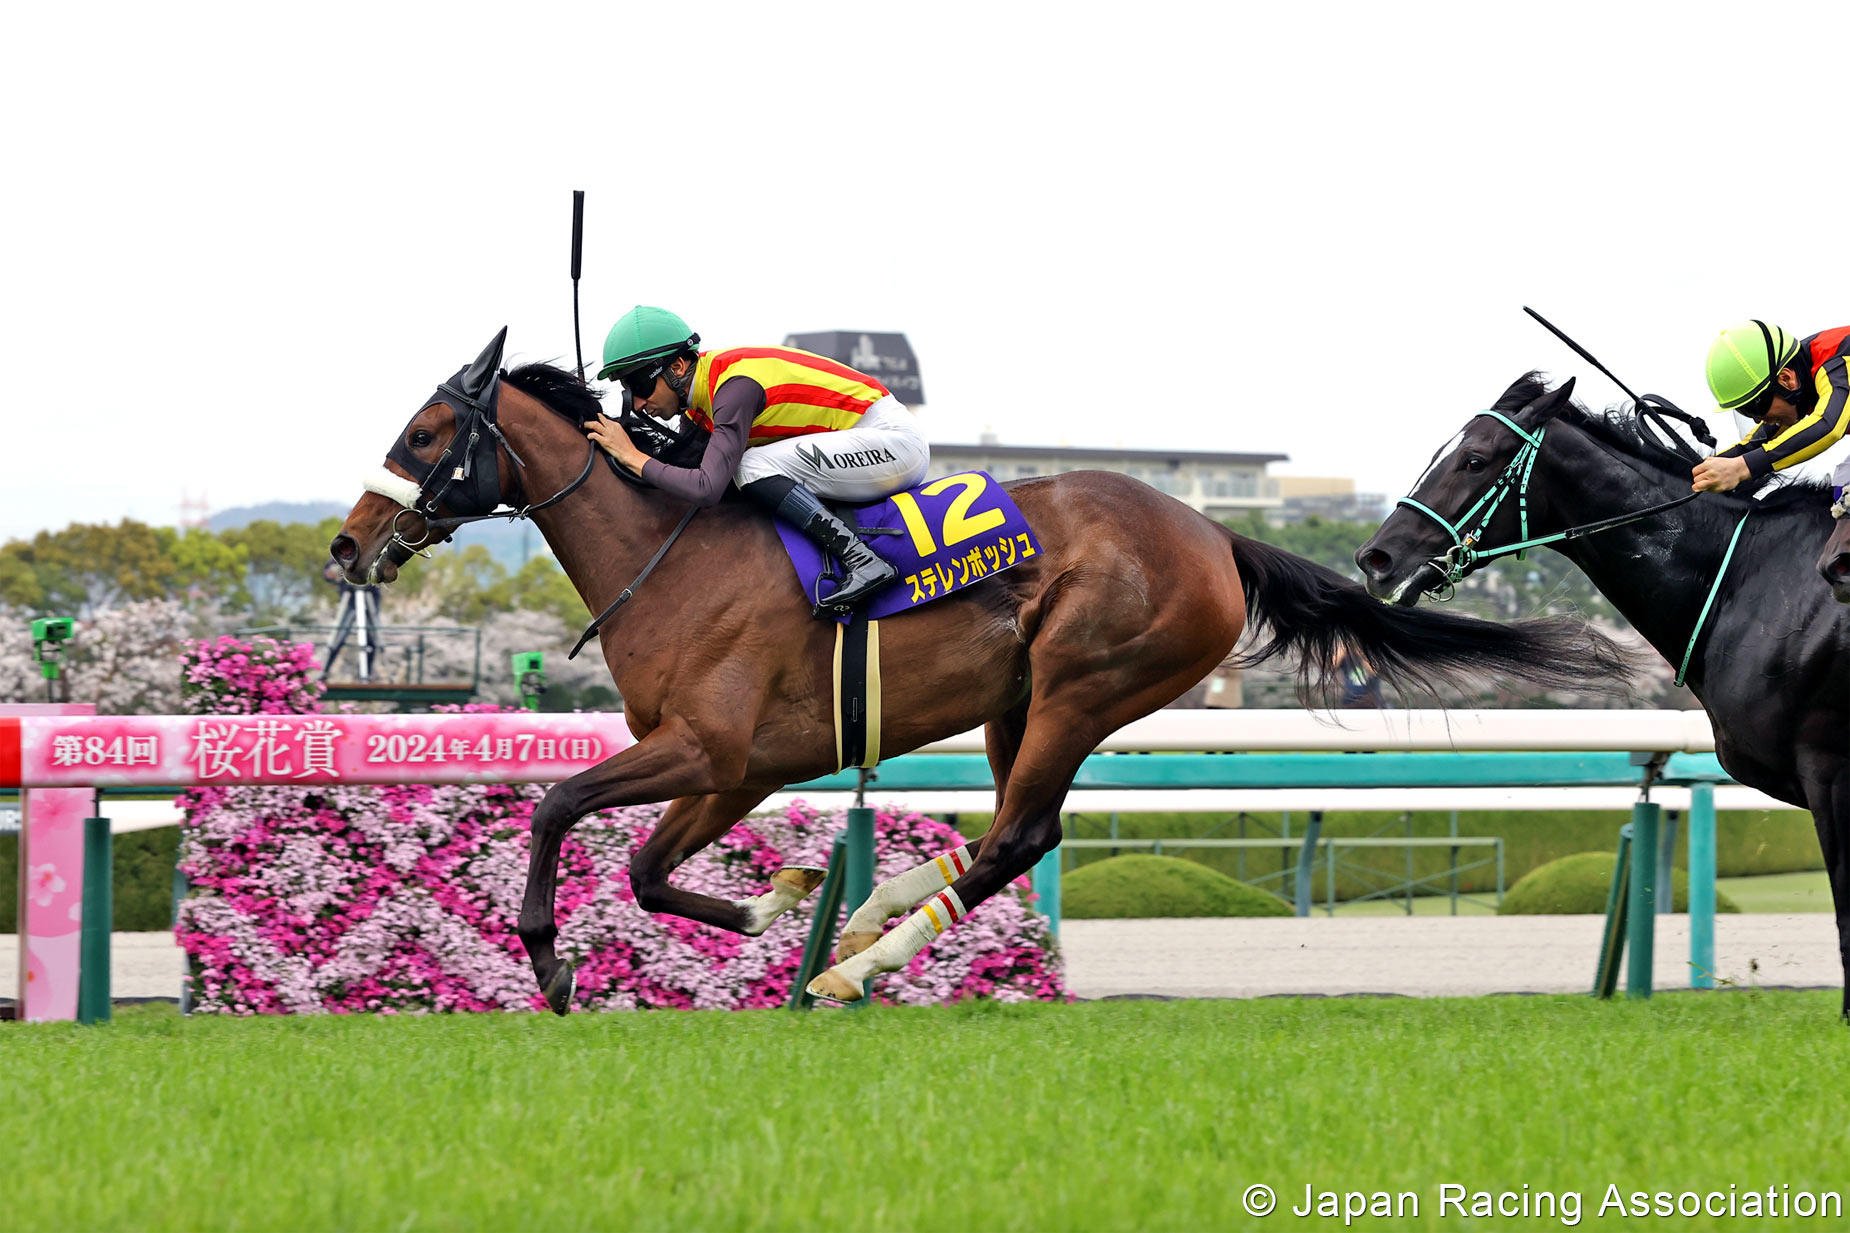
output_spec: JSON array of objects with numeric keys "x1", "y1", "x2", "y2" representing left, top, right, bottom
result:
[
  {"x1": 783, "y1": 329, "x2": 1291, "y2": 518},
  {"x1": 1267, "y1": 476, "x2": 1390, "y2": 525},
  {"x1": 928, "y1": 435, "x2": 1288, "y2": 518}
]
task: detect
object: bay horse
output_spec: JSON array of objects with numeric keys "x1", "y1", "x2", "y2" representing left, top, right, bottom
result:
[
  {"x1": 331, "y1": 333, "x2": 1633, "y2": 1012},
  {"x1": 1356, "y1": 374, "x2": 1850, "y2": 1019}
]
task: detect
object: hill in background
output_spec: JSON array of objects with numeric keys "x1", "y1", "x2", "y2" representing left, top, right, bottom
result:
[{"x1": 207, "y1": 501, "x2": 548, "y2": 569}]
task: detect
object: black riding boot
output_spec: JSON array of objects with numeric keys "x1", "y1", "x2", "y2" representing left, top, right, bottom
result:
[{"x1": 743, "y1": 476, "x2": 896, "y2": 615}]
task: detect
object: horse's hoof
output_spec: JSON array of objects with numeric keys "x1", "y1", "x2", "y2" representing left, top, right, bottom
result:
[
  {"x1": 772, "y1": 866, "x2": 828, "y2": 898},
  {"x1": 806, "y1": 969, "x2": 864, "y2": 1004},
  {"x1": 835, "y1": 930, "x2": 880, "y2": 959},
  {"x1": 541, "y1": 961, "x2": 576, "y2": 1016}
]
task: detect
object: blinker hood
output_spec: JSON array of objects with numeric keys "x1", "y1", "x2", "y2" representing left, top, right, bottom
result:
[{"x1": 385, "y1": 328, "x2": 510, "y2": 517}]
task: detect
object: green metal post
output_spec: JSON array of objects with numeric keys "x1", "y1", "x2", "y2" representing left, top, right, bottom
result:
[
  {"x1": 1658, "y1": 811, "x2": 1679, "y2": 916},
  {"x1": 1593, "y1": 823, "x2": 1632, "y2": 998},
  {"x1": 1626, "y1": 801, "x2": 1660, "y2": 998},
  {"x1": 1294, "y1": 811, "x2": 1323, "y2": 918},
  {"x1": 1689, "y1": 783, "x2": 1717, "y2": 989},
  {"x1": 1449, "y1": 808, "x2": 1461, "y2": 915},
  {"x1": 77, "y1": 816, "x2": 112, "y2": 1025},
  {"x1": 1031, "y1": 846, "x2": 1061, "y2": 937},
  {"x1": 843, "y1": 806, "x2": 875, "y2": 1006},
  {"x1": 788, "y1": 835, "x2": 849, "y2": 1011},
  {"x1": 173, "y1": 861, "x2": 192, "y2": 1015}
]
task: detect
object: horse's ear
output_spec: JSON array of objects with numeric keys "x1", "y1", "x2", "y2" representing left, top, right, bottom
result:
[
  {"x1": 1529, "y1": 376, "x2": 1576, "y2": 424},
  {"x1": 461, "y1": 327, "x2": 508, "y2": 399}
]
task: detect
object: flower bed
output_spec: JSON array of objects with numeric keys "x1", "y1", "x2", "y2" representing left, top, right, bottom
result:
[{"x1": 174, "y1": 637, "x2": 1063, "y2": 1013}]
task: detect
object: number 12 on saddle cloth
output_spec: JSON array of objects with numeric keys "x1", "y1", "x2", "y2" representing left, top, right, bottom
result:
[{"x1": 772, "y1": 471, "x2": 1041, "y2": 619}]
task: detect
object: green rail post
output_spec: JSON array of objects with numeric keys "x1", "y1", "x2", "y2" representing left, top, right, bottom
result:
[
  {"x1": 842, "y1": 806, "x2": 876, "y2": 1006},
  {"x1": 173, "y1": 861, "x2": 192, "y2": 1014},
  {"x1": 1031, "y1": 846, "x2": 1061, "y2": 937},
  {"x1": 1626, "y1": 801, "x2": 1660, "y2": 998},
  {"x1": 788, "y1": 834, "x2": 850, "y2": 1011},
  {"x1": 1657, "y1": 810, "x2": 1679, "y2": 916},
  {"x1": 1294, "y1": 811, "x2": 1323, "y2": 918},
  {"x1": 1689, "y1": 783, "x2": 1717, "y2": 989},
  {"x1": 77, "y1": 816, "x2": 112, "y2": 1025},
  {"x1": 1594, "y1": 823, "x2": 1632, "y2": 998}
]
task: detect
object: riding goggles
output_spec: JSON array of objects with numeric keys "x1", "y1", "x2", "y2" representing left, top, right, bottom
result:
[{"x1": 618, "y1": 364, "x2": 665, "y2": 402}]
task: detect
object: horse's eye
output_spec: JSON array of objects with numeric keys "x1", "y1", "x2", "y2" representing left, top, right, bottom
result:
[
  {"x1": 410, "y1": 430, "x2": 434, "y2": 448},
  {"x1": 1464, "y1": 455, "x2": 1487, "y2": 474}
]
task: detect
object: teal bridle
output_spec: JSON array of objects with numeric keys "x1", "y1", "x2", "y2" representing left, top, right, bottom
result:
[
  {"x1": 1394, "y1": 410, "x2": 1552, "y2": 597},
  {"x1": 1394, "y1": 406, "x2": 1741, "y2": 688}
]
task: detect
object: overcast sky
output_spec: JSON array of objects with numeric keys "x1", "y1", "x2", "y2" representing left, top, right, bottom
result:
[{"x1": 7, "y1": 1, "x2": 1848, "y2": 544}]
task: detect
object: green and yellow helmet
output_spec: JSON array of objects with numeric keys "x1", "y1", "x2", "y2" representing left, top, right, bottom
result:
[
  {"x1": 598, "y1": 306, "x2": 700, "y2": 380},
  {"x1": 1704, "y1": 320, "x2": 1799, "y2": 412}
]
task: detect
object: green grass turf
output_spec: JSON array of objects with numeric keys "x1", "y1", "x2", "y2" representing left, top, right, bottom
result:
[
  {"x1": 1715, "y1": 870, "x2": 1835, "y2": 914},
  {"x1": 5, "y1": 994, "x2": 1847, "y2": 1232}
]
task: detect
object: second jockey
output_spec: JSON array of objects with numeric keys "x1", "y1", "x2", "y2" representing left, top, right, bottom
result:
[
  {"x1": 1694, "y1": 320, "x2": 1850, "y2": 494},
  {"x1": 587, "y1": 306, "x2": 930, "y2": 615}
]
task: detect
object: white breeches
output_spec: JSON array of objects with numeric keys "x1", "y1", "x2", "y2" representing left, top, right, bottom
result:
[{"x1": 734, "y1": 398, "x2": 930, "y2": 501}]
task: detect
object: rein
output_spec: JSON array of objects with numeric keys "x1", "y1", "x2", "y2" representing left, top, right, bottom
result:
[{"x1": 567, "y1": 504, "x2": 700, "y2": 660}]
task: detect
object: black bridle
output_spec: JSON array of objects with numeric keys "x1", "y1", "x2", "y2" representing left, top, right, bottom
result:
[
  {"x1": 375, "y1": 329, "x2": 597, "y2": 558},
  {"x1": 366, "y1": 328, "x2": 701, "y2": 656}
]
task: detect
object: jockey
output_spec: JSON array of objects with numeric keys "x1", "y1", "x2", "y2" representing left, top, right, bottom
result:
[
  {"x1": 1693, "y1": 320, "x2": 1850, "y2": 493},
  {"x1": 585, "y1": 306, "x2": 930, "y2": 614}
]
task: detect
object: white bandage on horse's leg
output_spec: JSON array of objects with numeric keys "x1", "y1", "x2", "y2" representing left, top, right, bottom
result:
[
  {"x1": 841, "y1": 844, "x2": 973, "y2": 936},
  {"x1": 832, "y1": 888, "x2": 967, "y2": 985},
  {"x1": 733, "y1": 867, "x2": 827, "y2": 936}
]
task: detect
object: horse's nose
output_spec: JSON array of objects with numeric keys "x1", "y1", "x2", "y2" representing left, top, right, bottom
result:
[
  {"x1": 1822, "y1": 550, "x2": 1850, "y2": 586},
  {"x1": 1356, "y1": 546, "x2": 1396, "y2": 585},
  {"x1": 330, "y1": 534, "x2": 359, "y2": 565}
]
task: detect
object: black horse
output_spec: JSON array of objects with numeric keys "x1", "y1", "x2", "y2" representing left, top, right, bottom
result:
[{"x1": 1356, "y1": 374, "x2": 1850, "y2": 1019}]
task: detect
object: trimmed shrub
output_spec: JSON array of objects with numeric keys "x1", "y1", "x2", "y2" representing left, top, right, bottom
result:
[
  {"x1": 1064, "y1": 853, "x2": 1292, "y2": 919},
  {"x1": 1019, "y1": 807, "x2": 1822, "y2": 902},
  {"x1": 1, "y1": 827, "x2": 180, "y2": 933},
  {"x1": 1498, "y1": 851, "x2": 1740, "y2": 915}
]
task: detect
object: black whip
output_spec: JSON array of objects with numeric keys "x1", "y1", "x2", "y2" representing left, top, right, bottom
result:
[
  {"x1": 1522, "y1": 306, "x2": 1643, "y2": 406},
  {"x1": 1522, "y1": 305, "x2": 1714, "y2": 459},
  {"x1": 571, "y1": 190, "x2": 586, "y2": 378}
]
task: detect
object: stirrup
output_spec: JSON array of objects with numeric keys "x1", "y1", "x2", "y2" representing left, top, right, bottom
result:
[{"x1": 812, "y1": 559, "x2": 895, "y2": 618}]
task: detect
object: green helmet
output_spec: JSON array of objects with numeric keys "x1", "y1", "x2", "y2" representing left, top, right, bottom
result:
[
  {"x1": 1705, "y1": 320, "x2": 1799, "y2": 411},
  {"x1": 598, "y1": 306, "x2": 700, "y2": 380}
]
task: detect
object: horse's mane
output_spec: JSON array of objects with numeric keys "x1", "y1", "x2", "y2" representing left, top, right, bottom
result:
[
  {"x1": 505, "y1": 361, "x2": 602, "y2": 423},
  {"x1": 1497, "y1": 372, "x2": 1831, "y2": 520},
  {"x1": 503, "y1": 359, "x2": 707, "y2": 470}
]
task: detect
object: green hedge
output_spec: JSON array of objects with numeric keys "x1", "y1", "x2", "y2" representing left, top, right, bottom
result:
[
  {"x1": 949, "y1": 807, "x2": 1819, "y2": 903},
  {"x1": 1499, "y1": 851, "x2": 1741, "y2": 915},
  {"x1": 1063, "y1": 854, "x2": 1293, "y2": 919},
  {"x1": 0, "y1": 827, "x2": 181, "y2": 934}
]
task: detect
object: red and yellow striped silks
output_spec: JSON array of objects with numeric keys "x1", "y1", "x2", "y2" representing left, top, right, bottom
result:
[{"x1": 687, "y1": 347, "x2": 892, "y2": 444}]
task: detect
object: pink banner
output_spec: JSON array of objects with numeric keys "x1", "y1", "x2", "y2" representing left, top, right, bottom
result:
[
  {"x1": 5, "y1": 703, "x2": 95, "y2": 1022},
  {"x1": 2, "y1": 713, "x2": 637, "y2": 789}
]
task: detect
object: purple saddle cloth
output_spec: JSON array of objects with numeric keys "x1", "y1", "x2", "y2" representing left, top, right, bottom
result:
[{"x1": 773, "y1": 470, "x2": 1041, "y2": 620}]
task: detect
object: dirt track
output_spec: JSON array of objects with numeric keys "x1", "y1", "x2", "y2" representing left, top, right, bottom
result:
[
  {"x1": 1058, "y1": 913, "x2": 1840, "y2": 999},
  {"x1": 5, "y1": 914, "x2": 1838, "y2": 1007}
]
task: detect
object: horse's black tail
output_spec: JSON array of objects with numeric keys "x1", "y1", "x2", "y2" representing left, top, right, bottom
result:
[{"x1": 1224, "y1": 529, "x2": 1637, "y2": 702}]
